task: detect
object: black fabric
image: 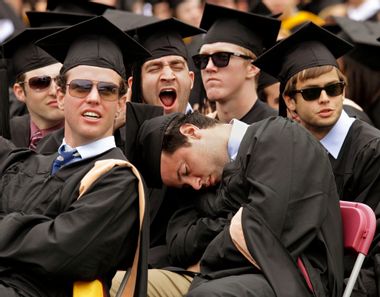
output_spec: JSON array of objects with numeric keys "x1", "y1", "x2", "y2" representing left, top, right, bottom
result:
[
  {"x1": 178, "y1": 117, "x2": 343, "y2": 297},
  {"x1": 0, "y1": 147, "x2": 147, "y2": 297},
  {"x1": 333, "y1": 17, "x2": 380, "y2": 70},
  {"x1": 125, "y1": 18, "x2": 205, "y2": 61},
  {"x1": 253, "y1": 22, "x2": 353, "y2": 85},
  {"x1": 103, "y1": 8, "x2": 159, "y2": 32},
  {"x1": 46, "y1": 0, "x2": 114, "y2": 14},
  {"x1": 10, "y1": 114, "x2": 30, "y2": 148},
  {"x1": 166, "y1": 101, "x2": 276, "y2": 268},
  {"x1": 135, "y1": 112, "x2": 181, "y2": 188},
  {"x1": 0, "y1": 56, "x2": 10, "y2": 138},
  {"x1": 200, "y1": 3, "x2": 281, "y2": 56},
  {"x1": 2, "y1": 28, "x2": 60, "y2": 83},
  {"x1": 343, "y1": 105, "x2": 373, "y2": 126},
  {"x1": 124, "y1": 102, "x2": 164, "y2": 164},
  {"x1": 36, "y1": 16, "x2": 151, "y2": 79},
  {"x1": 26, "y1": 11, "x2": 93, "y2": 28},
  {"x1": 239, "y1": 99, "x2": 277, "y2": 124},
  {"x1": 328, "y1": 119, "x2": 380, "y2": 297}
]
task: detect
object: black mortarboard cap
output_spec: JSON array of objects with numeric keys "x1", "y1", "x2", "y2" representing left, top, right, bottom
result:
[
  {"x1": 200, "y1": 3, "x2": 281, "y2": 56},
  {"x1": 124, "y1": 102, "x2": 164, "y2": 166},
  {"x1": 333, "y1": 17, "x2": 380, "y2": 70},
  {"x1": 103, "y1": 8, "x2": 159, "y2": 32},
  {"x1": 46, "y1": 0, "x2": 114, "y2": 15},
  {"x1": 249, "y1": 0, "x2": 272, "y2": 15},
  {"x1": 2, "y1": 27, "x2": 60, "y2": 83},
  {"x1": 135, "y1": 112, "x2": 180, "y2": 188},
  {"x1": 26, "y1": 11, "x2": 93, "y2": 27},
  {"x1": 257, "y1": 70, "x2": 279, "y2": 92},
  {"x1": 125, "y1": 17, "x2": 206, "y2": 61},
  {"x1": 36, "y1": 16, "x2": 151, "y2": 79},
  {"x1": 253, "y1": 22, "x2": 353, "y2": 86}
]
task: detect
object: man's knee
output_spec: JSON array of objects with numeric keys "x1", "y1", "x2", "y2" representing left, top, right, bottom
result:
[{"x1": 148, "y1": 269, "x2": 193, "y2": 297}]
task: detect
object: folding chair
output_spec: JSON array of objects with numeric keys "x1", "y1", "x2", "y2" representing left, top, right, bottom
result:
[
  {"x1": 297, "y1": 201, "x2": 376, "y2": 297},
  {"x1": 340, "y1": 201, "x2": 376, "y2": 297}
]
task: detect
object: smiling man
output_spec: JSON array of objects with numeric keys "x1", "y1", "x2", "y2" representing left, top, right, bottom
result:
[
  {"x1": 127, "y1": 17, "x2": 205, "y2": 114},
  {"x1": 0, "y1": 16, "x2": 151, "y2": 297},
  {"x1": 255, "y1": 21, "x2": 380, "y2": 297}
]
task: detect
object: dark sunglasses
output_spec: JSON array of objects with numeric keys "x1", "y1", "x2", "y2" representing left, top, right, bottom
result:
[
  {"x1": 289, "y1": 81, "x2": 346, "y2": 101},
  {"x1": 66, "y1": 79, "x2": 120, "y2": 101},
  {"x1": 20, "y1": 75, "x2": 56, "y2": 91},
  {"x1": 192, "y1": 52, "x2": 253, "y2": 70}
]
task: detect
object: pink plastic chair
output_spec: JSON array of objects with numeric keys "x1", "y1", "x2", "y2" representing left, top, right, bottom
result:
[
  {"x1": 340, "y1": 201, "x2": 376, "y2": 297},
  {"x1": 298, "y1": 201, "x2": 376, "y2": 297}
]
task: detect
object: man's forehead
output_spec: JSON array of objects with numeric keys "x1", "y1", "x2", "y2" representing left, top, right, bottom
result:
[
  {"x1": 143, "y1": 55, "x2": 188, "y2": 66},
  {"x1": 200, "y1": 42, "x2": 244, "y2": 53}
]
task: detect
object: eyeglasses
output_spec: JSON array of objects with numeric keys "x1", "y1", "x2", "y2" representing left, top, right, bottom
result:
[
  {"x1": 289, "y1": 81, "x2": 346, "y2": 101},
  {"x1": 66, "y1": 79, "x2": 120, "y2": 101},
  {"x1": 20, "y1": 75, "x2": 56, "y2": 91},
  {"x1": 192, "y1": 52, "x2": 253, "y2": 70}
]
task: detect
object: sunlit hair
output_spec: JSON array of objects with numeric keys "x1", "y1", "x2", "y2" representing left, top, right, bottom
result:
[
  {"x1": 283, "y1": 65, "x2": 347, "y2": 98},
  {"x1": 162, "y1": 111, "x2": 218, "y2": 154}
]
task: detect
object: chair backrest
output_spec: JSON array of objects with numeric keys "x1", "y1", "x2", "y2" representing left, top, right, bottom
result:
[
  {"x1": 340, "y1": 201, "x2": 376, "y2": 255},
  {"x1": 298, "y1": 200, "x2": 376, "y2": 297}
]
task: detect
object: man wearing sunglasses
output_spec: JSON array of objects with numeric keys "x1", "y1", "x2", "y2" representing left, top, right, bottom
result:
[
  {"x1": 193, "y1": 3, "x2": 280, "y2": 124},
  {"x1": 255, "y1": 22, "x2": 380, "y2": 297},
  {"x1": 2, "y1": 27, "x2": 64, "y2": 150},
  {"x1": 0, "y1": 16, "x2": 151, "y2": 297}
]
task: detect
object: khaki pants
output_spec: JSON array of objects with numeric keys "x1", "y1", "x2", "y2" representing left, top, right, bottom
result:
[{"x1": 110, "y1": 269, "x2": 193, "y2": 297}]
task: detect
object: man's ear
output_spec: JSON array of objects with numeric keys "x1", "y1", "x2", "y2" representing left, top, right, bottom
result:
[
  {"x1": 127, "y1": 76, "x2": 133, "y2": 89},
  {"x1": 56, "y1": 88, "x2": 65, "y2": 110},
  {"x1": 13, "y1": 83, "x2": 26, "y2": 103},
  {"x1": 188, "y1": 71, "x2": 195, "y2": 90},
  {"x1": 179, "y1": 123, "x2": 201, "y2": 139},
  {"x1": 247, "y1": 64, "x2": 260, "y2": 79},
  {"x1": 283, "y1": 94, "x2": 296, "y2": 112}
]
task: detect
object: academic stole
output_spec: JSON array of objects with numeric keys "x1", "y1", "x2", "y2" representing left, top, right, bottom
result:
[{"x1": 73, "y1": 159, "x2": 146, "y2": 297}]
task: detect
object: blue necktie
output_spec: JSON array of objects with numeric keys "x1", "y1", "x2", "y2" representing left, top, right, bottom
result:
[{"x1": 51, "y1": 149, "x2": 80, "y2": 174}]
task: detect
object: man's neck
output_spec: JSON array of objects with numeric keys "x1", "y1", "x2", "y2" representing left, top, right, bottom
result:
[{"x1": 215, "y1": 90, "x2": 258, "y2": 123}]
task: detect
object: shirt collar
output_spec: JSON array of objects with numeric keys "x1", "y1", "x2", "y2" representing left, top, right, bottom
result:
[
  {"x1": 227, "y1": 119, "x2": 249, "y2": 161},
  {"x1": 30, "y1": 121, "x2": 64, "y2": 139},
  {"x1": 185, "y1": 103, "x2": 193, "y2": 114},
  {"x1": 320, "y1": 110, "x2": 355, "y2": 159},
  {"x1": 59, "y1": 136, "x2": 116, "y2": 159}
]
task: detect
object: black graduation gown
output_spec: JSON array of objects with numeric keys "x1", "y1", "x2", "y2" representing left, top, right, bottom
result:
[
  {"x1": 178, "y1": 117, "x2": 344, "y2": 297},
  {"x1": 239, "y1": 99, "x2": 277, "y2": 124},
  {"x1": 0, "y1": 147, "x2": 147, "y2": 297},
  {"x1": 10, "y1": 114, "x2": 30, "y2": 148},
  {"x1": 329, "y1": 119, "x2": 380, "y2": 297},
  {"x1": 343, "y1": 105, "x2": 374, "y2": 126}
]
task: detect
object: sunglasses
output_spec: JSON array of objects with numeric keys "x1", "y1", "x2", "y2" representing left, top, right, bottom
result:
[
  {"x1": 20, "y1": 75, "x2": 56, "y2": 91},
  {"x1": 192, "y1": 52, "x2": 253, "y2": 70},
  {"x1": 66, "y1": 79, "x2": 120, "y2": 101},
  {"x1": 289, "y1": 81, "x2": 346, "y2": 101}
]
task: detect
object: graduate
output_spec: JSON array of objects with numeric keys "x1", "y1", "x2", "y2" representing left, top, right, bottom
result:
[
  {"x1": 127, "y1": 109, "x2": 344, "y2": 297},
  {"x1": 193, "y1": 3, "x2": 279, "y2": 124},
  {"x1": 0, "y1": 16, "x2": 150, "y2": 297},
  {"x1": 254, "y1": 21, "x2": 380, "y2": 297},
  {"x1": 1, "y1": 27, "x2": 64, "y2": 149}
]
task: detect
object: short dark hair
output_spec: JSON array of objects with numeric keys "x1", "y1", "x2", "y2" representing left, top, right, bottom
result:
[
  {"x1": 162, "y1": 111, "x2": 218, "y2": 154},
  {"x1": 15, "y1": 73, "x2": 26, "y2": 92},
  {"x1": 55, "y1": 73, "x2": 127, "y2": 97}
]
